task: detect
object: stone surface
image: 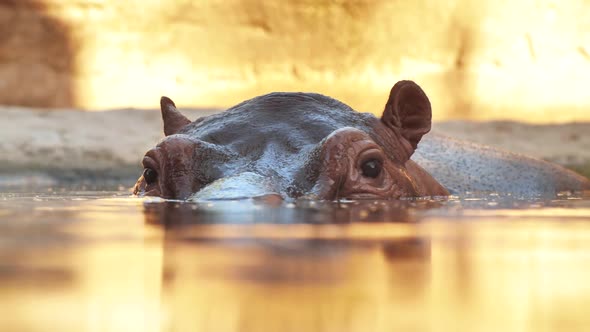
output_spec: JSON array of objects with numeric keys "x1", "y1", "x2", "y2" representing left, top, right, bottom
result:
[
  {"x1": 0, "y1": 106, "x2": 588, "y2": 185},
  {"x1": 1, "y1": 0, "x2": 590, "y2": 122}
]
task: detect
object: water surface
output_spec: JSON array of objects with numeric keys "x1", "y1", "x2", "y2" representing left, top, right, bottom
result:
[{"x1": 1, "y1": 187, "x2": 589, "y2": 332}]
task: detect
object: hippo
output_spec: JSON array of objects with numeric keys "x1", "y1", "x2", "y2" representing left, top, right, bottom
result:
[{"x1": 133, "y1": 81, "x2": 590, "y2": 200}]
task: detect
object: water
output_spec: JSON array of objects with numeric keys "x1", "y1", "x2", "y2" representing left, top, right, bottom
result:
[{"x1": 1, "y1": 187, "x2": 590, "y2": 332}]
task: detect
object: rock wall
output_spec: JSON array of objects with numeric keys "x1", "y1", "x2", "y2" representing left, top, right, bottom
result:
[{"x1": 1, "y1": 0, "x2": 590, "y2": 122}]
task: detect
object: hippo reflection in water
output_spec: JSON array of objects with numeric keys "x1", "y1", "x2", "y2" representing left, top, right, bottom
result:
[{"x1": 133, "y1": 81, "x2": 590, "y2": 200}]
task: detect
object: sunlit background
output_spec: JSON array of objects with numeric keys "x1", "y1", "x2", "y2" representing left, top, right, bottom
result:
[{"x1": 2, "y1": 0, "x2": 590, "y2": 122}]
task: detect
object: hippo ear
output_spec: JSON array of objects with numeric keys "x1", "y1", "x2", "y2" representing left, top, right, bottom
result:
[
  {"x1": 381, "y1": 80, "x2": 432, "y2": 157},
  {"x1": 161, "y1": 96, "x2": 191, "y2": 136}
]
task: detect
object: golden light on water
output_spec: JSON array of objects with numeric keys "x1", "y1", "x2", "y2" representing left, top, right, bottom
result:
[
  {"x1": 7, "y1": 0, "x2": 590, "y2": 122},
  {"x1": 2, "y1": 197, "x2": 590, "y2": 331}
]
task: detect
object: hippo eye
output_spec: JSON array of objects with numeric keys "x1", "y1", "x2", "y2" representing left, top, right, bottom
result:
[
  {"x1": 143, "y1": 168, "x2": 158, "y2": 185},
  {"x1": 361, "y1": 159, "x2": 382, "y2": 178}
]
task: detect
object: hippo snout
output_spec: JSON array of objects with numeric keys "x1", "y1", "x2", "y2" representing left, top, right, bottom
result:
[{"x1": 190, "y1": 172, "x2": 282, "y2": 201}]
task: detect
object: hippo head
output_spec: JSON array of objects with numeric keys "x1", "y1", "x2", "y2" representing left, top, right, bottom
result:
[{"x1": 133, "y1": 80, "x2": 449, "y2": 201}]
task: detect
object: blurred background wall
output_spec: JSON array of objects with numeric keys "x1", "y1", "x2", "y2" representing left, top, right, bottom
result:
[{"x1": 1, "y1": 0, "x2": 589, "y2": 122}]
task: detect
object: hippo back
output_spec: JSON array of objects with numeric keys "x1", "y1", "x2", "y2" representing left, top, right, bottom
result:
[{"x1": 413, "y1": 133, "x2": 590, "y2": 197}]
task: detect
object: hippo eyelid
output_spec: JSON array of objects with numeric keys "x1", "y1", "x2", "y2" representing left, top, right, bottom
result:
[{"x1": 142, "y1": 155, "x2": 159, "y2": 171}]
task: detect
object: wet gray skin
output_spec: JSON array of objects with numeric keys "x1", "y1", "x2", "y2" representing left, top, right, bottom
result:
[
  {"x1": 133, "y1": 81, "x2": 590, "y2": 201},
  {"x1": 414, "y1": 134, "x2": 590, "y2": 196}
]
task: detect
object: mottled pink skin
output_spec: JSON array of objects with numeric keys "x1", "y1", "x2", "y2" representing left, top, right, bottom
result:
[
  {"x1": 133, "y1": 81, "x2": 452, "y2": 200},
  {"x1": 311, "y1": 128, "x2": 447, "y2": 199}
]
